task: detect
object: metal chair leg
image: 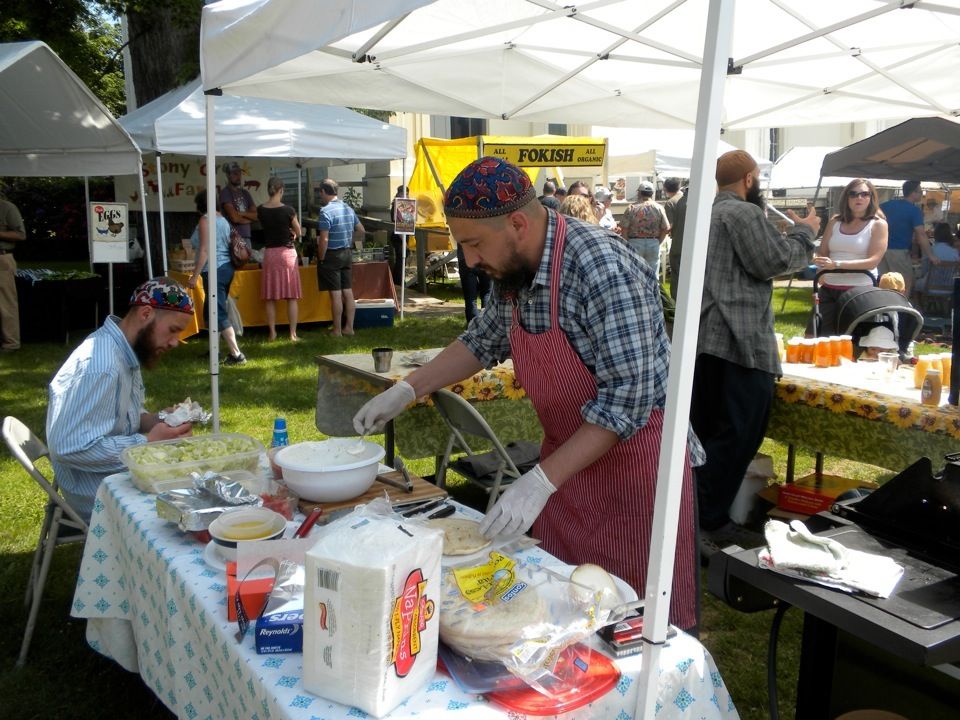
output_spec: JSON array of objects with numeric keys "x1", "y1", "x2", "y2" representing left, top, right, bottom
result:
[
  {"x1": 18, "y1": 507, "x2": 62, "y2": 667},
  {"x1": 25, "y1": 501, "x2": 54, "y2": 607}
]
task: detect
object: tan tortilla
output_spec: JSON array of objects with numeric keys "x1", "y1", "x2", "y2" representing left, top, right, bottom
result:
[{"x1": 426, "y1": 517, "x2": 492, "y2": 556}]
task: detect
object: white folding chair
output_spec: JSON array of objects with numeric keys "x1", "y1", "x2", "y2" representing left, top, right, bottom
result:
[
  {"x1": 430, "y1": 389, "x2": 539, "y2": 512},
  {"x1": 2, "y1": 416, "x2": 88, "y2": 666}
]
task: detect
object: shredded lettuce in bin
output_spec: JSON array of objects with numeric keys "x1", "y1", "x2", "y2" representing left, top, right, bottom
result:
[{"x1": 126, "y1": 435, "x2": 261, "y2": 484}]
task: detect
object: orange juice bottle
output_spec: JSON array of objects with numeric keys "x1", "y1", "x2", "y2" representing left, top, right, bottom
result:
[
  {"x1": 914, "y1": 354, "x2": 933, "y2": 389},
  {"x1": 829, "y1": 336, "x2": 842, "y2": 366},
  {"x1": 786, "y1": 338, "x2": 801, "y2": 364},
  {"x1": 840, "y1": 335, "x2": 854, "y2": 362},
  {"x1": 801, "y1": 339, "x2": 816, "y2": 364},
  {"x1": 815, "y1": 338, "x2": 832, "y2": 368},
  {"x1": 940, "y1": 352, "x2": 952, "y2": 388}
]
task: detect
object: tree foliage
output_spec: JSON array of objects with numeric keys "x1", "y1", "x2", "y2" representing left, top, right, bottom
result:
[{"x1": 1, "y1": 1, "x2": 126, "y2": 115}]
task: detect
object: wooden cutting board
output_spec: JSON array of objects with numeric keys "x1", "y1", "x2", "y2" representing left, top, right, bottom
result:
[{"x1": 297, "y1": 470, "x2": 447, "y2": 514}]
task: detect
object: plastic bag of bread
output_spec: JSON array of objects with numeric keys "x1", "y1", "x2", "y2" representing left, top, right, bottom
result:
[{"x1": 438, "y1": 552, "x2": 609, "y2": 696}]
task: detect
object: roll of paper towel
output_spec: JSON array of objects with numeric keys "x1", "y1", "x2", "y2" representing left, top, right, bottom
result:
[{"x1": 303, "y1": 506, "x2": 443, "y2": 717}]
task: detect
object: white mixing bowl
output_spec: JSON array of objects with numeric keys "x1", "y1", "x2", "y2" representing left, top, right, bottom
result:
[{"x1": 274, "y1": 439, "x2": 385, "y2": 502}]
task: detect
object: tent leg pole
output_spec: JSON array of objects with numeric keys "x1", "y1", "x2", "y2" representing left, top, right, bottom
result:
[
  {"x1": 205, "y1": 93, "x2": 221, "y2": 432},
  {"x1": 156, "y1": 152, "x2": 168, "y2": 273},
  {"x1": 138, "y1": 161, "x2": 153, "y2": 278},
  {"x1": 108, "y1": 263, "x2": 114, "y2": 317},
  {"x1": 84, "y1": 177, "x2": 93, "y2": 274},
  {"x1": 400, "y1": 156, "x2": 406, "y2": 321},
  {"x1": 636, "y1": 1, "x2": 736, "y2": 719}
]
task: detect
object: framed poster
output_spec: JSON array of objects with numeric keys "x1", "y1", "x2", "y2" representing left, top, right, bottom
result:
[
  {"x1": 90, "y1": 202, "x2": 130, "y2": 263},
  {"x1": 393, "y1": 198, "x2": 417, "y2": 235}
]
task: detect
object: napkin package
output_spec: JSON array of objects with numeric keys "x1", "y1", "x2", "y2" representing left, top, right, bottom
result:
[{"x1": 303, "y1": 503, "x2": 443, "y2": 717}]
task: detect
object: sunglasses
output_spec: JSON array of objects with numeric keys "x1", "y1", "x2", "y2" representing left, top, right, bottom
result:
[{"x1": 848, "y1": 190, "x2": 871, "y2": 199}]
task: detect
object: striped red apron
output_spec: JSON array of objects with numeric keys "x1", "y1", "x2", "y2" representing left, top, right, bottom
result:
[{"x1": 510, "y1": 213, "x2": 697, "y2": 630}]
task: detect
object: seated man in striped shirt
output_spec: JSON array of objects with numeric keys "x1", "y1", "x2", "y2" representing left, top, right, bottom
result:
[{"x1": 46, "y1": 277, "x2": 195, "y2": 520}]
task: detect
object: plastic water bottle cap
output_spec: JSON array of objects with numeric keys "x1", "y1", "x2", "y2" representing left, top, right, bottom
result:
[{"x1": 273, "y1": 418, "x2": 287, "y2": 430}]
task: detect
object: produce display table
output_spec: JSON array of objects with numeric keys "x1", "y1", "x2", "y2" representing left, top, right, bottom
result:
[
  {"x1": 170, "y1": 261, "x2": 397, "y2": 338},
  {"x1": 72, "y1": 471, "x2": 739, "y2": 720},
  {"x1": 769, "y1": 361, "x2": 960, "y2": 475}
]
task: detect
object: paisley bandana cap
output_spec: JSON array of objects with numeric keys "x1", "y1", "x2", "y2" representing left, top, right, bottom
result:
[
  {"x1": 444, "y1": 157, "x2": 537, "y2": 219},
  {"x1": 129, "y1": 277, "x2": 194, "y2": 315}
]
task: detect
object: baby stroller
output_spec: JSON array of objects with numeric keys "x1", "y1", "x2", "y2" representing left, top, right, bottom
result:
[{"x1": 813, "y1": 269, "x2": 923, "y2": 361}]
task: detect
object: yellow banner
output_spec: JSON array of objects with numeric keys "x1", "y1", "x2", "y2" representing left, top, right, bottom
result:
[{"x1": 484, "y1": 143, "x2": 606, "y2": 167}]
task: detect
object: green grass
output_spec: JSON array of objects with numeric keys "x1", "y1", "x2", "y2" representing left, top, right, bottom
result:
[{"x1": 0, "y1": 286, "x2": 944, "y2": 718}]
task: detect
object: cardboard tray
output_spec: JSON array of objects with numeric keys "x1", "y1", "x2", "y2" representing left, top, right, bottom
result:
[{"x1": 297, "y1": 470, "x2": 447, "y2": 515}]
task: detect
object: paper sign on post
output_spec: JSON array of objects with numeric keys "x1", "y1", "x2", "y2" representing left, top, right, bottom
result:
[{"x1": 90, "y1": 202, "x2": 130, "y2": 263}]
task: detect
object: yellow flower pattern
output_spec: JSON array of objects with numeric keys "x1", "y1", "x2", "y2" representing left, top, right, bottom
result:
[{"x1": 774, "y1": 376, "x2": 960, "y2": 439}]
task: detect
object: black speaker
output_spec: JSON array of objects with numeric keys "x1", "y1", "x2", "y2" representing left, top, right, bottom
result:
[{"x1": 950, "y1": 277, "x2": 960, "y2": 405}]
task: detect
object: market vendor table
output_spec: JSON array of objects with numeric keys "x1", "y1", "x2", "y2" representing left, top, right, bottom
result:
[
  {"x1": 170, "y1": 261, "x2": 397, "y2": 338},
  {"x1": 769, "y1": 361, "x2": 960, "y2": 477},
  {"x1": 315, "y1": 349, "x2": 542, "y2": 467},
  {"x1": 72, "y1": 472, "x2": 739, "y2": 720}
]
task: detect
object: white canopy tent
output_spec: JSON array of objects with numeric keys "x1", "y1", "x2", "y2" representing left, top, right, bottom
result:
[
  {"x1": 769, "y1": 145, "x2": 913, "y2": 190},
  {"x1": 119, "y1": 79, "x2": 407, "y2": 270},
  {"x1": 600, "y1": 126, "x2": 771, "y2": 181},
  {"x1": 199, "y1": 3, "x2": 960, "y2": 715},
  {"x1": 0, "y1": 41, "x2": 153, "y2": 279}
]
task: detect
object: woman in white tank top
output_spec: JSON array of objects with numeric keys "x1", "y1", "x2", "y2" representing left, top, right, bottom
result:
[{"x1": 808, "y1": 178, "x2": 888, "y2": 336}]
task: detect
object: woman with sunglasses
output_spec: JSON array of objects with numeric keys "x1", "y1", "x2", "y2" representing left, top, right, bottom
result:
[{"x1": 809, "y1": 178, "x2": 888, "y2": 336}]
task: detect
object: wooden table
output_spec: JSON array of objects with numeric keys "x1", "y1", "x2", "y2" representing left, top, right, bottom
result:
[{"x1": 171, "y1": 261, "x2": 397, "y2": 338}]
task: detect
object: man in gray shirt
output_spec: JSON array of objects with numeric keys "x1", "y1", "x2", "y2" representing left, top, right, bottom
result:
[{"x1": 692, "y1": 150, "x2": 820, "y2": 555}]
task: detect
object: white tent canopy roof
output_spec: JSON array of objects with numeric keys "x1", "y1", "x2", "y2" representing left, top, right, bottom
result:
[
  {"x1": 201, "y1": 0, "x2": 960, "y2": 130},
  {"x1": 119, "y1": 79, "x2": 406, "y2": 163},
  {"x1": 0, "y1": 41, "x2": 141, "y2": 177},
  {"x1": 599, "y1": 127, "x2": 770, "y2": 180},
  {"x1": 767, "y1": 145, "x2": 914, "y2": 190}
]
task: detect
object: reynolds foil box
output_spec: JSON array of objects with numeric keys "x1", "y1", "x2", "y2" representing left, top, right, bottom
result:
[{"x1": 255, "y1": 607, "x2": 303, "y2": 654}]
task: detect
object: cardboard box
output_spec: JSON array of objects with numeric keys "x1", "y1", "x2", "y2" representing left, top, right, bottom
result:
[
  {"x1": 226, "y1": 561, "x2": 274, "y2": 622},
  {"x1": 776, "y1": 473, "x2": 878, "y2": 515},
  {"x1": 354, "y1": 300, "x2": 395, "y2": 328}
]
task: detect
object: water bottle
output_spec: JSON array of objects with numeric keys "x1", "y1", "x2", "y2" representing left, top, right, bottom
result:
[{"x1": 271, "y1": 417, "x2": 289, "y2": 448}]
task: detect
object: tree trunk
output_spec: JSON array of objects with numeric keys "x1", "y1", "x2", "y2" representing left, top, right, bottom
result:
[{"x1": 126, "y1": 1, "x2": 203, "y2": 107}]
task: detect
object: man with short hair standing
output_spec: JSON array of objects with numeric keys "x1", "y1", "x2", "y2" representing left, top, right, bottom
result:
[
  {"x1": 219, "y1": 161, "x2": 257, "y2": 250},
  {"x1": 539, "y1": 181, "x2": 560, "y2": 211},
  {"x1": 46, "y1": 277, "x2": 195, "y2": 520},
  {"x1": 353, "y1": 157, "x2": 702, "y2": 631},
  {"x1": 879, "y1": 180, "x2": 938, "y2": 297},
  {"x1": 693, "y1": 150, "x2": 820, "y2": 556},
  {"x1": 0, "y1": 193, "x2": 25, "y2": 351},
  {"x1": 316, "y1": 179, "x2": 364, "y2": 336}
]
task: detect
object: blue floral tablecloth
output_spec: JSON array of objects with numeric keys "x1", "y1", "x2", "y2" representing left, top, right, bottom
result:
[{"x1": 72, "y1": 473, "x2": 739, "y2": 720}]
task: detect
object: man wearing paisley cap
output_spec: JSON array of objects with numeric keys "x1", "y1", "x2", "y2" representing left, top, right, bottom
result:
[
  {"x1": 354, "y1": 156, "x2": 703, "y2": 631},
  {"x1": 46, "y1": 277, "x2": 195, "y2": 519}
]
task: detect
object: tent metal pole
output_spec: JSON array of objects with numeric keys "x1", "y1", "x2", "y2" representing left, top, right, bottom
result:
[
  {"x1": 156, "y1": 152, "x2": 168, "y2": 273},
  {"x1": 84, "y1": 176, "x2": 93, "y2": 275},
  {"x1": 400, "y1": 155, "x2": 406, "y2": 321},
  {"x1": 138, "y1": 160, "x2": 153, "y2": 277},
  {"x1": 812, "y1": 175, "x2": 824, "y2": 206},
  {"x1": 205, "y1": 92, "x2": 221, "y2": 432},
  {"x1": 635, "y1": 2, "x2": 734, "y2": 719},
  {"x1": 297, "y1": 163, "x2": 303, "y2": 226}
]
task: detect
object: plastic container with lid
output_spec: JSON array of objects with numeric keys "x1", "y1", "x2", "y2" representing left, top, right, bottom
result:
[
  {"x1": 121, "y1": 432, "x2": 265, "y2": 493},
  {"x1": 921, "y1": 368, "x2": 943, "y2": 406}
]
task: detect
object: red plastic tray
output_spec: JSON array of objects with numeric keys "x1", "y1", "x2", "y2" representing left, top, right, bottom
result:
[{"x1": 486, "y1": 643, "x2": 620, "y2": 716}]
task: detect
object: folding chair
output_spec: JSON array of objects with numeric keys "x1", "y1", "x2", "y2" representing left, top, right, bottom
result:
[
  {"x1": 916, "y1": 260, "x2": 960, "y2": 318},
  {"x1": 2, "y1": 416, "x2": 88, "y2": 666},
  {"x1": 430, "y1": 389, "x2": 540, "y2": 512}
]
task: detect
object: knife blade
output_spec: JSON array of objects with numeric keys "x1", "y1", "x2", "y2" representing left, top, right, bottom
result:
[
  {"x1": 392, "y1": 456, "x2": 414, "y2": 492},
  {"x1": 423, "y1": 503, "x2": 455, "y2": 520},
  {"x1": 399, "y1": 497, "x2": 446, "y2": 517}
]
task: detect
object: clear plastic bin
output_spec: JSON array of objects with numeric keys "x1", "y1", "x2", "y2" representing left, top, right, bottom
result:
[{"x1": 121, "y1": 433, "x2": 265, "y2": 493}]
